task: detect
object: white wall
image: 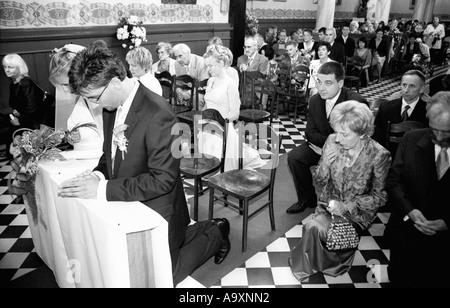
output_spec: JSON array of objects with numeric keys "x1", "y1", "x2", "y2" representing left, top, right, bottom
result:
[{"x1": 390, "y1": 0, "x2": 450, "y2": 18}]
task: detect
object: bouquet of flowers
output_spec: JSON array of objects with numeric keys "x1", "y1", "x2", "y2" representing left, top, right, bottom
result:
[
  {"x1": 245, "y1": 10, "x2": 259, "y2": 35},
  {"x1": 116, "y1": 16, "x2": 147, "y2": 49}
]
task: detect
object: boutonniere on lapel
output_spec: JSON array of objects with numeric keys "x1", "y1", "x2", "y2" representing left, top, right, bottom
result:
[{"x1": 113, "y1": 124, "x2": 129, "y2": 160}]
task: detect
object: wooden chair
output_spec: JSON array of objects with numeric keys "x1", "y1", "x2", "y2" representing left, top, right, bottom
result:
[
  {"x1": 155, "y1": 71, "x2": 174, "y2": 105},
  {"x1": 173, "y1": 75, "x2": 196, "y2": 115},
  {"x1": 177, "y1": 78, "x2": 209, "y2": 124},
  {"x1": 344, "y1": 56, "x2": 370, "y2": 92},
  {"x1": 238, "y1": 71, "x2": 271, "y2": 124},
  {"x1": 386, "y1": 120, "x2": 427, "y2": 153},
  {"x1": 240, "y1": 77, "x2": 276, "y2": 125},
  {"x1": 207, "y1": 122, "x2": 282, "y2": 252},
  {"x1": 180, "y1": 116, "x2": 228, "y2": 221},
  {"x1": 275, "y1": 64, "x2": 309, "y2": 124}
]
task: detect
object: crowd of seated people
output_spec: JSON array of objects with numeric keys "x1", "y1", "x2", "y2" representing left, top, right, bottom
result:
[{"x1": 2, "y1": 22, "x2": 449, "y2": 288}]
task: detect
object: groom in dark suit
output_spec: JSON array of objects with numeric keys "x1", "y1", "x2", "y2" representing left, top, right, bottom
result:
[
  {"x1": 372, "y1": 70, "x2": 429, "y2": 157},
  {"x1": 385, "y1": 91, "x2": 450, "y2": 288},
  {"x1": 58, "y1": 46, "x2": 230, "y2": 286},
  {"x1": 286, "y1": 61, "x2": 368, "y2": 214}
]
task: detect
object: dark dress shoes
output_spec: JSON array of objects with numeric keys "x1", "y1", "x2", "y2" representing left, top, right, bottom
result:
[
  {"x1": 286, "y1": 200, "x2": 315, "y2": 214},
  {"x1": 212, "y1": 218, "x2": 231, "y2": 264}
]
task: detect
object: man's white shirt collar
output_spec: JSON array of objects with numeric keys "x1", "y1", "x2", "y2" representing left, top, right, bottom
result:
[{"x1": 401, "y1": 97, "x2": 420, "y2": 117}]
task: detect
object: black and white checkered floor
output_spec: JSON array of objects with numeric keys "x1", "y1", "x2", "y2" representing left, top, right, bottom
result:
[{"x1": 0, "y1": 64, "x2": 448, "y2": 288}]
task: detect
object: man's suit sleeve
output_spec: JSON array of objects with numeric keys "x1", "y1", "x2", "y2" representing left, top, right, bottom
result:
[
  {"x1": 385, "y1": 132, "x2": 415, "y2": 217},
  {"x1": 305, "y1": 97, "x2": 328, "y2": 147},
  {"x1": 106, "y1": 105, "x2": 180, "y2": 202}
]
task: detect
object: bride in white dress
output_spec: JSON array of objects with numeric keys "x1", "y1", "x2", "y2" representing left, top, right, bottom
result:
[
  {"x1": 49, "y1": 44, "x2": 103, "y2": 159},
  {"x1": 198, "y1": 44, "x2": 266, "y2": 171}
]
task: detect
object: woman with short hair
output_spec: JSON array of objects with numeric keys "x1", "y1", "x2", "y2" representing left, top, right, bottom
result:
[
  {"x1": 289, "y1": 100, "x2": 391, "y2": 282},
  {"x1": 152, "y1": 42, "x2": 177, "y2": 76},
  {"x1": 126, "y1": 46, "x2": 162, "y2": 96}
]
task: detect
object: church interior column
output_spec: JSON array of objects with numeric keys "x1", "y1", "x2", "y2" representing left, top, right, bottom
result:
[
  {"x1": 315, "y1": 0, "x2": 336, "y2": 31},
  {"x1": 424, "y1": 0, "x2": 436, "y2": 24},
  {"x1": 375, "y1": 0, "x2": 392, "y2": 24},
  {"x1": 412, "y1": 0, "x2": 427, "y2": 22}
]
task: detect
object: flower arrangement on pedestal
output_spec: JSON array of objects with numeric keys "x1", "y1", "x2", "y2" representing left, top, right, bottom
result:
[
  {"x1": 116, "y1": 16, "x2": 148, "y2": 49},
  {"x1": 245, "y1": 10, "x2": 259, "y2": 35}
]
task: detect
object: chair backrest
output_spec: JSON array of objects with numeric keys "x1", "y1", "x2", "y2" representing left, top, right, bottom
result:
[
  {"x1": 240, "y1": 71, "x2": 265, "y2": 108},
  {"x1": 155, "y1": 71, "x2": 174, "y2": 104},
  {"x1": 174, "y1": 74, "x2": 196, "y2": 108},
  {"x1": 195, "y1": 78, "x2": 209, "y2": 111},
  {"x1": 194, "y1": 114, "x2": 229, "y2": 173},
  {"x1": 237, "y1": 121, "x2": 282, "y2": 177},
  {"x1": 386, "y1": 120, "x2": 427, "y2": 150},
  {"x1": 254, "y1": 78, "x2": 276, "y2": 104}
]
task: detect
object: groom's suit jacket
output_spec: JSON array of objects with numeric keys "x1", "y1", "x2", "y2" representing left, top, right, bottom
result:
[{"x1": 94, "y1": 84, "x2": 190, "y2": 262}]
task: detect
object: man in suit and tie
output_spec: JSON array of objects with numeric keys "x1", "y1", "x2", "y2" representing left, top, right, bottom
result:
[
  {"x1": 335, "y1": 25, "x2": 356, "y2": 59},
  {"x1": 58, "y1": 46, "x2": 231, "y2": 286},
  {"x1": 173, "y1": 43, "x2": 209, "y2": 109},
  {"x1": 281, "y1": 40, "x2": 310, "y2": 70},
  {"x1": 237, "y1": 35, "x2": 269, "y2": 75},
  {"x1": 385, "y1": 91, "x2": 450, "y2": 288},
  {"x1": 286, "y1": 61, "x2": 368, "y2": 214},
  {"x1": 372, "y1": 70, "x2": 429, "y2": 157},
  {"x1": 325, "y1": 27, "x2": 346, "y2": 67}
]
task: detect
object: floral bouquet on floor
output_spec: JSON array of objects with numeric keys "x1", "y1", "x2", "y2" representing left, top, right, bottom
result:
[{"x1": 116, "y1": 16, "x2": 147, "y2": 49}]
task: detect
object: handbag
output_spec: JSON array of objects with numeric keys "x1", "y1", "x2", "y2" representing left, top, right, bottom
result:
[{"x1": 326, "y1": 214, "x2": 360, "y2": 251}]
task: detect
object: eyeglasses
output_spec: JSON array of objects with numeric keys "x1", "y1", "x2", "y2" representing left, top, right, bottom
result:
[
  {"x1": 243, "y1": 45, "x2": 255, "y2": 49},
  {"x1": 85, "y1": 82, "x2": 110, "y2": 103}
]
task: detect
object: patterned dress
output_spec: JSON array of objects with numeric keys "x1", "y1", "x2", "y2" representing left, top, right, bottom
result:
[{"x1": 289, "y1": 134, "x2": 391, "y2": 281}]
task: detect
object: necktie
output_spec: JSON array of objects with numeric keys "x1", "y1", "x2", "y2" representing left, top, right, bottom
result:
[
  {"x1": 401, "y1": 105, "x2": 410, "y2": 121},
  {"x1": 248, "y1": 57, "x2": 253, "y2": 67},
  {"x1": 437, "y1": 147, "x2": 449, "y2": 180}
]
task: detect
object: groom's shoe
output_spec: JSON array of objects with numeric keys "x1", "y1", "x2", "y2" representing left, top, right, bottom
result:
[
  {"x1": 212, "y1": 218, "x2": 231, "y2": 265},
  {"x1": 286, "y1": 200, "x2": 315, "y2": 214}
]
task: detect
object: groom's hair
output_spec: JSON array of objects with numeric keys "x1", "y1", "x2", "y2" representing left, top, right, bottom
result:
[{"x1": 69, "y1": 45, "x2": 127, "y2": 95}]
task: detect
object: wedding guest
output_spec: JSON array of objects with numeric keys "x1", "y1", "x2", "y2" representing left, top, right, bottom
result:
[
  {"x1": 348, "y1": 37, "x2": 372, "y2": 87},
  {"x1": 237, "y1": 35, "x2": 269, "y2": 75},
  {"x1": 286, "y1": 62, "x2": 368, "y2": 214},
  {"x1": 152, "y1": 42, "x2": 177, "y2": 76},
  {"x1": 289, "y1": 100, "x2": 391, "y2": 281},
  {"x1": 336, "y1": 24, "x2": 356, "y2": 59},
  {"x1": 325, "y1": 28, "x2": 345, "y2": 67},
  {"x1": 58, "y1": 46, "x2": 230, "y2": 286},
  {"x1": 386, "y1": 91, "x2": 450, "y2": 287},
  {"x1": 49, "y1": 44, "x2": 104, "y2": 159},
  {"x1": 1, "y1": 53, "x2": 44, "y2": 157},
  {"x1": 298, "y1": 28, "x2": 318, "y2": 62},
  {"x1": 125, "y1": 46, "x2": 163, "y2": 96},
  {"x1": 372, "y1": 70, "x2": 429, "y2": 157},
  {"x1": 317, "y1": 27, "x2": 327, "y2": 42},
  {"x1": 350, "y1": 21, "x2": 361, "y2": 34},
  {"x1": 423, "y1": 15, "x2": 445, "y2": 65},
  {"x1": 281, "y1": 40, "x2": 310, "y2": 71},
  {"x1": 368, "y1": 29, "x2": 389, "y2": 83},
  {"x1": 309, "y1": 41, "x2": 333, "y2": 97},
  {"x1": 173, "y1": 43, "x2": 209, "y2": 108}
]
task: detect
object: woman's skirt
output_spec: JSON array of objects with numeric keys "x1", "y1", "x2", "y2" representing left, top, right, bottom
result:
[{"x1": 289, "y1": 212, "x2": 357, "y2": 282}]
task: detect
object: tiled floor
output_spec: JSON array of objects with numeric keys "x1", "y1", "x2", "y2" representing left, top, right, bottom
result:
[{"x1": 0, "y1": 64, "x2": 448, "y2": 288}]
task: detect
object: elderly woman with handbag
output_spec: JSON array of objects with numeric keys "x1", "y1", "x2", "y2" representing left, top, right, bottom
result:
[{"x1": 289, "y1": 100, "x2": 391, "y2": 282}]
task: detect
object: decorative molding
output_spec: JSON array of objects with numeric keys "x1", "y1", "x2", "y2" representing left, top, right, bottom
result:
[
  {"x1": 253, "y1": 8, "x2": 355, "y2": 20},
  {"x1": 0, "y1": 1, "x2": 214, "y2": 28}
]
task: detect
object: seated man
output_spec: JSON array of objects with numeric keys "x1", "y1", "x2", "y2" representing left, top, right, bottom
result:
[
  {"x1": 173, "y1": 43, "x2": 209, "y2": 109},
  {"x1": 373, "y1": 70, "x2": 429, "y2": 158},
  {"x1": 386, "y1": 91, "x2": 450, "y2": 288},
  {"x1": 286, "y1": 61, "x2": 368, "y2": 214}
]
